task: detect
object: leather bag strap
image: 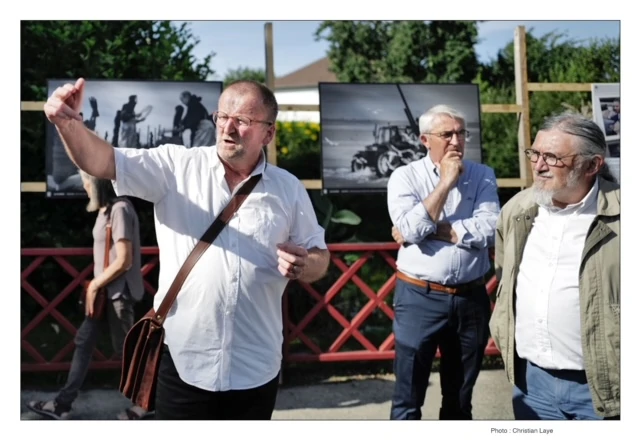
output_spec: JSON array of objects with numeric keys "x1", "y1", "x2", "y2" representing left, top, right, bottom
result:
[
  {"x1": 153, "y1": 173, "x2": 262, "y2": 324},
  {"x1": 104, "y1": 221, "x2": 112, "y2": 270}
]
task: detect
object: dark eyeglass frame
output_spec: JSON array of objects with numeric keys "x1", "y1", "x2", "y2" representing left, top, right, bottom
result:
[
  {"x1": 425, "y1": 129, "x2": 471, "y2": 141},
  {"x1": 524, "y1": 149, "x2": 580, "y2": 167},
  {"x1": 213, "y1": 111, "x2": 273, "y2": 128}
]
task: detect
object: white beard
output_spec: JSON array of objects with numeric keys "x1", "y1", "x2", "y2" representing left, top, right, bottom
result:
[
  {"x1": 532, "y1": 185, "x2": 555, "y2": 207},
  {"x1": 532, "y1": 165, "x2": 583, "y2": 208}
]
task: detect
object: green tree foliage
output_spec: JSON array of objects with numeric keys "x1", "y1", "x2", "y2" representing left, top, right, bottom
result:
[
  {"x1": 479, "y1": 31, "x2": 620, "y2": 178},
  {"x1": 21, "y1": 21, "x2": 215, "y2": 248},
  {"x1": 223, "y1": 66, "x2": 266, "y2": 88},
  {"x1": 21, "y1": 21, "x2": 214, "y2": 102},
  {"x1": 315, "y1": 20, "x2": 480, "y2": 83}
]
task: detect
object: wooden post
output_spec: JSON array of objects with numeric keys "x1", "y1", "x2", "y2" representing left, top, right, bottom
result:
[
  {"x1": 514, "y1": 26, "x2": 533, "y2": 188},
  {"x1": 264, "y1": 22, "x2": 278, "y2": 166}
]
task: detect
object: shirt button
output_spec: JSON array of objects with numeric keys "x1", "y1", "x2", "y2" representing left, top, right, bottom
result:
[
  {"x1": 538, "y1": 319, "x2": 543, "y2": 323},
  {"x1": 542, "y1": 348, "x2": 547, "y2": 352}
]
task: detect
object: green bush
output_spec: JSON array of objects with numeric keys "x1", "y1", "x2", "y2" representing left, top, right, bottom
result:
[{"x1": 275, "y1": 121, "x2": 321, "y2": 179}]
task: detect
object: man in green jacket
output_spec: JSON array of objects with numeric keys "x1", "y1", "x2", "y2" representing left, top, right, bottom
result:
[{"x1": 489, "y1": 112, "x2": 620, "y2": 420}]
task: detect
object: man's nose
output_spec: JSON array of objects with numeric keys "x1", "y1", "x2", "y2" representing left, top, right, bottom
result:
[
  {"x1": 533, "y1": 155, "x2": 548, "y2": 172},
  {"x1": 222, "y1": 118, "x2": 237, "y2": 134}
]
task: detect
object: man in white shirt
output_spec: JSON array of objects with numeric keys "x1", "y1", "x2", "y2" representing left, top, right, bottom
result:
[
  {"x1": 490, "y1": 113, "x2": 620, "y2": 420},
  {"x1": 44, "y1": 78, "x2": 331, "y2": 420}
]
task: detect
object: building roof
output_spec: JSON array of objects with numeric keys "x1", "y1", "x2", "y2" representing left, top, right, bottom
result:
[{"x1": 274, "y1": 57, "x2": 338, "y2": 90}]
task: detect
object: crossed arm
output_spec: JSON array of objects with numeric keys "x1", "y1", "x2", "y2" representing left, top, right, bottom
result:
[{"x1": 388, "y1": 168, "x2": 500, "y2": 248}]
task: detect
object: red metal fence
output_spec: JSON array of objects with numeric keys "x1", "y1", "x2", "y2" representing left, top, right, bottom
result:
[{"x1": 21, "y1": 244, "x2": 499, "y2": 373}]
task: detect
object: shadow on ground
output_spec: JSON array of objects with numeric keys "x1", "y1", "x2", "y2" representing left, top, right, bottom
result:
[
  {"x1": 21, "y1": 365, "x2": 513, "y2": 420},
  {"x1": 275, "y1": 375, "x2": 399, "y2": 411}
]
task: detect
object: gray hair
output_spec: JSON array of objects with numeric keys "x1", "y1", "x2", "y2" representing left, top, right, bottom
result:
[
  {"x1": 418, "y1": 105, "x2": 467, "y2": 134},
  {"x1": 539, "y1": 112, "x2": 617, "y2": 183}
]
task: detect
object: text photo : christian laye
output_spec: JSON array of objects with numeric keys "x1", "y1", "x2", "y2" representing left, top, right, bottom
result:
[{"x1": 45, "y1": 79, "x2": 223, "y2": 198}]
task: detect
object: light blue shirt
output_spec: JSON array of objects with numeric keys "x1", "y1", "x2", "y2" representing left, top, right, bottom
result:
[{"x1": 387, "y1": 153, "x2": 500, "y2": 285}]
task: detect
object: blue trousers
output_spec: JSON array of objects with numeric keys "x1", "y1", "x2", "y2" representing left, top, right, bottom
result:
[
  {"x1": 513, "y1": 359, "x2": 616, "y2": 420},
  {"x1": 390, "y1": 278, "x2": 490, "y2": 420}
]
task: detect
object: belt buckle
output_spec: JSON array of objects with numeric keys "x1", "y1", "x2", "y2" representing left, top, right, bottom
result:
[
  {"x1": 444, "y1": 285, "x2": 458, "y2": 295},
  {"x1": 429, "y1": 282, "x2": 458, "y2": 295}
]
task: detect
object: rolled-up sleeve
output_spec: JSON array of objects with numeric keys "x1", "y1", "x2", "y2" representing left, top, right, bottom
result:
[
  {"x1": 387, "y1": 168, "x2": 435, "y2": 244},
  {"x1": 290, "y1": 181, "x2": 327, "y2": 250},
  {"x1": 450, "y1": 166, "x2": 500, "y2": 249},
  {"x1": 112, "y1": 144, "x2": 177, "y2": 204}
]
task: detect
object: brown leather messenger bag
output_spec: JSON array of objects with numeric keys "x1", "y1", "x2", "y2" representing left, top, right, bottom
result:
[{"x1": 119, "y1": 174, "x2": 262, "y2": 411}]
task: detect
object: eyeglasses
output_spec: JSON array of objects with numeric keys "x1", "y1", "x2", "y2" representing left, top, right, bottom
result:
[
  {"x1": 524, "y1": 149, "x2": 580, "y2": 167},
  {"x1": 213, "y1": 111, "x2": 273, "y2": 128},
  {"x1": 425, "y1": 129, "x2": 471, "y2": 142}
]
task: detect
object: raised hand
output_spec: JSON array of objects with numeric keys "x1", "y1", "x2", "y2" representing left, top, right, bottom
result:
[
  {"x1": 43, "y1": 78, "x2": 86, "y2": 126},
  {"x1": 439, "y1": 150, "x2": 464, "y2": 187}
]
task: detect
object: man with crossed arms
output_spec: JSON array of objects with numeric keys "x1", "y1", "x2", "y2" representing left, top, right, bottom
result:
[{"x1": 388, "y1": 104, "x2": 499, "y2": 420}]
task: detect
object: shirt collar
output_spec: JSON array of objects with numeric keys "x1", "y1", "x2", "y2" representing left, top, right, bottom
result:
[
  {"x1": 544, "y1": 178, "x2": 599, "y2": 215},
  {"x1": 424, "y1": 151, "x2": 439, "y2": 177},
  {"x1": 210, "y1": 146, "x2": 270, "y2": 181}
]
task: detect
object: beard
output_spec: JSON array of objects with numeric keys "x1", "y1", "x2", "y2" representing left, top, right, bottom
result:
[
  {"x1": 532, "y1": 185, "x2": 554, "y2": 207},
  {"x1": 532, "y1": 165, "x2": 583, "y2": 208}
]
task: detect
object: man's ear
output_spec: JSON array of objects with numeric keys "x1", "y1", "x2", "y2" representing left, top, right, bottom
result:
[
  {"x1": 586, "y1": 155, "x2": 605, "y2": 177},
  {"x1": 262, "y1": 124, "x2": 276, "y2": 146},
  {"x1": 420, "y1": 133, "x2": 430, "y2": 149}
]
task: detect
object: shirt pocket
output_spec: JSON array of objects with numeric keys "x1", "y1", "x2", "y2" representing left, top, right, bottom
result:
[{"x1": 458, "y1": 193, "x2": 476, "y2": 218}]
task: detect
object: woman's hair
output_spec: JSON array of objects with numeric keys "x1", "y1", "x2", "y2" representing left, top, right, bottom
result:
[{"x1": 80, "y1": 170, "x2": 129, "y2": 214}]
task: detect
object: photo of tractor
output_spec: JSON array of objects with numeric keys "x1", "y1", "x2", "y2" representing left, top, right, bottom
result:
[{"x1": 349, "y1": 85, "x2": 426, "y2": 178}]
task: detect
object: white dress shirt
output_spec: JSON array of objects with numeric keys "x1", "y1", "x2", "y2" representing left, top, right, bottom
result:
[
  {"x1": 515, "y1": 181, "x2": 599, "y2": 370},
  {"x1": 112, "y1": 144, "x2": 327, "y2": 391}
]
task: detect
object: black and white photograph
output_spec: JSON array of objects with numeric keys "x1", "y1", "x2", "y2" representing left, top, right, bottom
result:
[
  {"x1": 598, "y1": 97, "x2": 621, "y2": 140},
  {"x1": 591, "y1": 83, "x2": 620, "y2": 151},
  {"x1": 45, "y1": 79, "x2": 223, "y2": 198},
  {"x1": 319, "y1": 82, "x2": 482, "y2": 194},
  {"x1": 591, "y1": 83, "x2": 620, "y2": 183}
]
